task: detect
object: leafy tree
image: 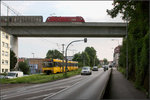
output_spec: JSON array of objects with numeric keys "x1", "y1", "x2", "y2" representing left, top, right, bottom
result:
[
  {"x1": 107, "y1": 1, "x2": 149, "y2": 91},
  {"x1": 72, "y1": 52, "x2": 82, "y2": 67},
  {"x1": 103, "y1": 58, "x2": 109, "y2": 65},
  {"x1": 95, "y1": 57, "x2": 100, "y2": 66},
  {"x1": 85, "y1": 47, "x2": 97, "y2": 67},
  {"x1": 10, "y1": 50, "x2": 17, "y2": 70},
  {"x1": 18, "y1": 61, "x2": 30, "y2": 74},
  {"x1": 81, "y1": 52, "x2": 90, "y2": 66},
  {"x1": 73, "y1": 47, "x2": 99, "y2": 67},
  {"x1": 46, "y1": 49, "x2": 63, "y2": 59}
]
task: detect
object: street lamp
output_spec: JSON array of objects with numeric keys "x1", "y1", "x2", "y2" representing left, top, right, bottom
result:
[
  {"x1": 32, "y1": 53, "x2": 34, "y2": 58},
  {"x1": 65, "y1": 38, "x2": 87, "y2": 73}
]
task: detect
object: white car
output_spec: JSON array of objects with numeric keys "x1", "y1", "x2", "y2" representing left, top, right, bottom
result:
[
  {"x1": 5, "y1": 71, "x2": 23, "y2": 79},
  {"x1": 81, "y1": 67, "x2": 92, "y2": 75}
]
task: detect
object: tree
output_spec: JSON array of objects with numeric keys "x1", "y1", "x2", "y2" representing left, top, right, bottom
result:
[
  {"x1": 46, "y1": 49, "x2": 63, "y2": 59},
  {"x1": 73, "y1": 47, "x2": 99, "y2": 67},
  {"x1": 84, "y1": 47, "x2": 97, "y2": 67},
  {"x1": 103, "y1": 58, "x2": 108, "y2": 65},
  {"x1": 72, "y1": 52, "x2": 82, "y2": 67},
  {"x1": 72, "y1": 52, "x2": 90, "y2": 67},
  {"x1": 107, "y1": 1, "x2": 149, "y2": 91},
  {"x1": 10, "y1": 50, "x2": 17, "y2": 70},
  {"x1": 95, "y1": 57, "x2": 100, "y2": 66},
  {"x1": 81, "y1": 52, "x2": 90, "y2": 66},
  {"x1": 18, "y1": 61, "x2": 30, "y2": 74}
]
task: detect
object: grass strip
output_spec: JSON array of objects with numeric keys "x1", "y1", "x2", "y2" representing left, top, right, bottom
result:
[{"x1": 0, "y1": 68, "x2": 82, "y2": 84}]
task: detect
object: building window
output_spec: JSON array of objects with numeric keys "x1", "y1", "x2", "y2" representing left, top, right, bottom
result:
[
  {"x1": 6, "y1": 35, "x2": 9, "y2": 39},
  {"x1": 2, "y1": 69, "x2": 4, "y2": 72},
  {"x1": 5, "y1": 52, "x2": 8, "y2": 56},
  {"x1": 2, "y1": 51, "x2": 4, "y2": 56},
  {"x1": 2, "y1": 32, "x2": 5, "y2": 38},
  {"x1": 5, "y1": 60, "x2": 8, "y2": 65},
  {"x1": 2, "y1": 42, "x2": 5, "y2": 47},
  {"x1": 5, "y1": 69, "x2": 8, "y2": 72},
  {"x1": 5, "y1": 43, "x2": 9, "y2": 48},
  {"x1": 2, "y1": 59, "x2": 4, "y2": 64}
]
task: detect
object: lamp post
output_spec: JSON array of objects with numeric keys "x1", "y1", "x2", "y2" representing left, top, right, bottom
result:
[
  {"x1": 32, "y1": 53, "x2": 34, "y2": 58},
  {"x1": 65, "y1": 38, "x2": 87, "y2": 74}
]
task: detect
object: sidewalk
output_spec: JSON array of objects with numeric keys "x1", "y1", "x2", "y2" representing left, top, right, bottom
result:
[{"x1": 104, "y1": 68, "x2": 147, "y2": 99}]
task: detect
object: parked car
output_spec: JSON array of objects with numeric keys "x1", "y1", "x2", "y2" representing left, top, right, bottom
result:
[
  {"x1": 0, "y1": 75, "x2": 5, "y2": 79},
  {"x1": 5, "y1": 71, "x2": 23, "y2": 79},
  {"x1": 81, "y1": 67, "x2": 92, "y2": 75},
  {"x1": 92, "y1": 66, "x2": 98, "y2": 71}
]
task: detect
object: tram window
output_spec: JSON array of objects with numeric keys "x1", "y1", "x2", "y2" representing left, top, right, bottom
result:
[
  {"x1": 48, "y1": 62, "x2": 53, "y2": 67},
  {"x1": 43, "y1": 62, "x2": 53, "y2": 67}
]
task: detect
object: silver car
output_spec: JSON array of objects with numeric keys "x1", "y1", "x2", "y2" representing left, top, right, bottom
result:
[
  {"x1": 81, "y1": 67, "x2": 92, "y2": 75},
  {"x1": 92, "y1": 66, "x2": 98, "y2": 71}
]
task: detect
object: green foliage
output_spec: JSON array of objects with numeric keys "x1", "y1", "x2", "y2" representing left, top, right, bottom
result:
[
  {"x1": 1, "y1": 68, "x2": 82, "y2": 84},
  {"x1": 18, "y1": 61, "x2": 30, "y2": 74},
  {"x1": 10, "y1": 50, "x2": 17, "y2": 70},
  {"x1": 81, "y1": 52, "x2": 90, "y2": 66},
  {"x1": 85, "y1": 47, "x2": 97, "y2": 67},
  {"x1": 118, "y1": 67, "x2": 126, "y2": 76},
  {"x1": 107, "y1": 1, "x2": 149, "y2": 92},
  {"x1": 73, "y1": 47, "x2": 99, "y2": 67},
  {"x1": 103, "y1": 58, "x2": 109, "y2": 65},
  {"x1": 46, "y1": 49, "x2": 63, "y2": 59}
]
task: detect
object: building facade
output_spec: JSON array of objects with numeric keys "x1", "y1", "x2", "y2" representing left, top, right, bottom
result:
[
  {"x1": 18, "y1": 58, "x2": 44, "y2": 74},
  {"x1": 27, "y1": 58, "x2": 44, "y2": 74},
  {"x1": 113, "y1": 45, "x2": 121, "y2": 68},
  {"x1": 0, "y1": 30, "x2": 10, "y2": 73}
]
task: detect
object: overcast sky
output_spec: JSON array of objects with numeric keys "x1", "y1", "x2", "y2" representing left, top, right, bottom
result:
[{"x1": 1, "y1": 1, "x2": 124, "y2": 61}]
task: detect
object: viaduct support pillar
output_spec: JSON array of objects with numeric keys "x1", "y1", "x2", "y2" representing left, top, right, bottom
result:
[{"x1": 10, "y1": 35, "x2": 18, "y2": 57}]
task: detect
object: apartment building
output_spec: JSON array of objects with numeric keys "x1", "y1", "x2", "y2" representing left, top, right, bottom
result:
[
  {"x1": 113, "y1": 45, "x2": 121, "y2": 68},
  {"x1": 0, "y1": 30, "x2": 10, "y2": 73}
]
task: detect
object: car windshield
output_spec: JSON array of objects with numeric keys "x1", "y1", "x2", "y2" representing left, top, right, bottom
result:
[
  {"x1": 93, "y1": 66, "x2": 97, "y2": 68},
  {"x1": 82, "y1": 67, "x2": 89, "y2": 70},
  {"x1": 7, "y1": 73, "x2": 16, "y2": 76}
]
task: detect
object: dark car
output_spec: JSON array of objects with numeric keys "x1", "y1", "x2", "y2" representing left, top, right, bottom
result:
[
  {"x1": 81, "y1": 67, "x2": 92, "y2": 75},
  {"x1": 92, "y1": 66, "x2": 98, "y2": 71},
  {"x1": 103, "y1": 65, "x2": 109, "y2": 71}
]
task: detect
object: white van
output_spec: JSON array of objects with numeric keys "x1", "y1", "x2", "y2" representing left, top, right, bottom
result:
[{"x1": 5, "y1": 71, "x2": 23, "y2": 79}]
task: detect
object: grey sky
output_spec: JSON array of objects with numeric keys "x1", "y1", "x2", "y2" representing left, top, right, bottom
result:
[{"x1": 1, "y1": 1, "x2": 124, "y2": 61}]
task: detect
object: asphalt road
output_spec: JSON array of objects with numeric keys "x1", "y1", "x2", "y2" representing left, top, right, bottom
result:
[{"x1": 1, "y1": 68, "x2": 111, "y2": 100}]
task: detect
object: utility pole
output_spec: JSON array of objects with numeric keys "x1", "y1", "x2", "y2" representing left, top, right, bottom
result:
[
  {"x1": 126, "y1": 11, "x2": 129, "y2": 80},
  {"x1": 62, "y1": 44, "x2": 65, "y2": 73}
]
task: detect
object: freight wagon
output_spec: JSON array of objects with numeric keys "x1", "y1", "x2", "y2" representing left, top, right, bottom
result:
[{"x1": 0, "y1": 16, "x2": 43, "y2": 23}]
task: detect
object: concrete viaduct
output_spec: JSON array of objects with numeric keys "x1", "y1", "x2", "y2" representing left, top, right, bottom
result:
[{"x1": 1, "y1": 22, "x2": 127, "y2": 56}]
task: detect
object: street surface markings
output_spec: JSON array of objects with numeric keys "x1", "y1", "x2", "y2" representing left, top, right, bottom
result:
[
  {"x1": 26, "y1": 93, "x2": 54, "y2": 100},
  {"x1": 2, "y1": 86, "x2": 69, "y2": 100}
]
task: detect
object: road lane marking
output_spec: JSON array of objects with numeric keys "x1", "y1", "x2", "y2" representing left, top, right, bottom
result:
[
  {"x1": 2, "y1": 77, "x2": 83, "y2": 95},
  {"x1": 2, "y1": 75, "x2": 82, "y2": 94},
  {"x1": 26, "y1": 93, "x2": 54, "y2": 100},
  {"x1": 43, "y1": 77, "x2": 88, "y2": 100},
  {"x1": 2, "y1": 86, "x2": 69, "y2": 100}
]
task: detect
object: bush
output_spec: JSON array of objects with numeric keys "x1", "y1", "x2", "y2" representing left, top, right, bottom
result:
[{"x1": 18, "y1": 61, "x2": 30, "y2": 74}]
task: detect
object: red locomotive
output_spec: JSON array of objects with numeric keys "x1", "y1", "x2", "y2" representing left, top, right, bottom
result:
[{"x1": 46, "y1": 16, "x2": 85, "y2": 22}]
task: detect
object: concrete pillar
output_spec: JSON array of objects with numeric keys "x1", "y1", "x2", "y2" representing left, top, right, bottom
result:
[{"x1": 10, "y1": 35, "x2": 18, "y2": 57}]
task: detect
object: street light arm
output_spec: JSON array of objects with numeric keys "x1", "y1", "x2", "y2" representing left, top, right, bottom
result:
[
  {"x1": 65, "y1": 40, "x2": 84, "y2": 56},
  {"x1": 64, "y1": 38, "x2": 87, "y2": 73}
]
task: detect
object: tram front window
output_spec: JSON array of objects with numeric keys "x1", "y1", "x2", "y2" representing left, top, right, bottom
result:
[{"x1": 43, "y1": 62, "x2": 53, "y2": 67}]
